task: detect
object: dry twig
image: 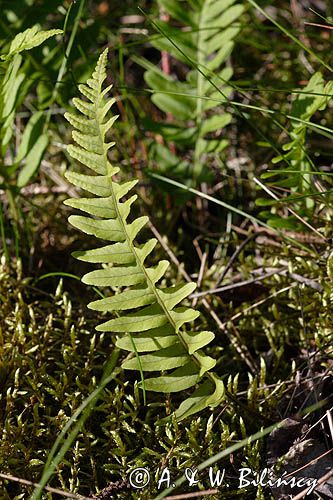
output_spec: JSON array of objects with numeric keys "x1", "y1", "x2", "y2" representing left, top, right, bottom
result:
[{"x1": 0, "y1": 472, "x2": 94, "y2": 499}]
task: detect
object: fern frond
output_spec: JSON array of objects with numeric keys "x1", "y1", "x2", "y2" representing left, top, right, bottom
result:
[
  {"x1": 137, "y1": 0, "x2": 244, "y2": 182},
  {"x1": 65, "y1": 49, "x2": 224, "y2": 421},
  {"x1": 257, "y1": 72, "x2": 333, "y2": 227}
]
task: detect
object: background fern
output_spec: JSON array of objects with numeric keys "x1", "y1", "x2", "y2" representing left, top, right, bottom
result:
[
  {"x1": 136, "y1": 0, "x2": 244, "y2": 187},
  {"x1": 256, "y1": 72, "x2": 333, "y2": 229},
  {"x1": 65, "y1": 49, "x2": 224, "y2": 421}
]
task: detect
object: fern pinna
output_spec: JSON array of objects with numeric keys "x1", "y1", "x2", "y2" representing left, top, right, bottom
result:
[{"x1": 64, "y1": 50, "x2": 224, "y2": 421}]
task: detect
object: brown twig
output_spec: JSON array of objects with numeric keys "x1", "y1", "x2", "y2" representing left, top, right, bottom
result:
[
  {"x1": 190, "y1": 267, "x2": 288, "y2": 299},
  {"x1": 291, "y1": 468, "x2": 333, "y2": 500},
  {"x1": 301, "y1": 405, "x2": 333, "y2": 440},
  {"x1": 284, "y1": 447, "x2": 333, "y2": 478},
  {"x1": 304, "y1": 22, "x2": 333, "y2": 30},
  {"x1": 0, "y1": 472, "x2": 94, "y2": 499},
  {"x1": 222, "y1": 284, "x2": 296, "y2": 327}
]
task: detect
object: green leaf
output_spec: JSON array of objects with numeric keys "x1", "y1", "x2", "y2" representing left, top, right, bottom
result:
[
  {"x1": 200, "y1": 114, "x2": 232, "y2": 135},
  {"x1": 196, "y1": 351, "x2": 217, "y2": 376},
  {"x1": 151, "y1": 21, "x2": 197, "y2": 63},
  {"x1": 171, "y1": 307, "x2": 200, "y2": 330},
  {"x1": 83, "y1": 264, "x2": 144, "y2": 288},
  {"x1": 67, "y1": 145, "x2": 106, "y2": 175},
  {"x1": 203, "y1": 0, "x2": 237, "y2": 22},
  {"x1": 207, "y1": 42, "x2": 235, "y2": 71},
  {"x1": 122, "y1": 344, "x2": 189, "y2": 371},
  {"x1": 141, "y1": 363, "x2": 200, "y2": 392},
  {"x1": 171, "y1": 382, "x2": 217, "y2": 421},
  {"x1": 116, "y1": 325, "x2": 177, "y2": 352},
  {"x1": 69, "y1": 215, "x2": 125, "y2": 241},
  {"x1": 210, "y1": 4, "x2": 244, "y2": 31},
  {"x1": 255, "y1": 198, "x2": 275, "y2": 207},
  {"x1": 171, "y1": 375, "x2": 225, "y2": 421},
  {"x1": 181, "y1": 330, "x2": 215, "y2": 354},
  {"x1": 265, "y1": 70, "x2": 333, "y2": 220},
  {"x1": 158, "y1": 283, "x2": 196, "y2": 309},
  {"x1": 64, "y1": 197, "x2": 117, "y2": 219},
  {"x1": 15, "y1": 111, "x2": 46, "y2": 164},
  {"x1": 206, "y1": 25, "x2": 240, "y2": 54},
  {"x1": 2, "y1": 26, "x2": 63, "y2": 60},
  {"x1": 267, "y1": 217, "x2": 299, "y2": 230},
  {"x1": 89, "y1": 286, "x2": 154, "y2": 311},
  {"x1": 65, "y1": 172, "x2": 117, "y2": 196},
  {"x1": 17, "y1": 134, "x2": 48, "y2": 187},
  {"x1": 158, "y1": 0, "x2": 197, "y2": 25},
  {"x1": 96, "y1": 303, "x2": 169, "y2": 332},
  {"x1": 142, "y1": 118, "x2": 196, "y2": 143},
  {"x1": 152, "y1": 92, "x2": 196, "y2": 121},
  {"x1": 73, "y1": 242, "x2": 135, "y2": 265},
  {"x1": 139, "y1": 0, "x2": 242, "y2": 182}
]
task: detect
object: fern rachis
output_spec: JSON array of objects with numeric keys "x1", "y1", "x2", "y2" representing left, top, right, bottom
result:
[{"x1": 65, "y1": 49, "x2": 224, "y2": 421}]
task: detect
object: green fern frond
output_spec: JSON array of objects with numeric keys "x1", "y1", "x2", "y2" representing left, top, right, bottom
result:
[
  {"x1": 65, "y1": 49, "x2": 224, "y2": 421},
  {"x1": 137, "y1": 0, "x2": 244, "y2": 182},
  {"x1": 271, "y1": 73, "x2": 333, "y2": 192},
  {"x1": 257, "y1": 72, "x2": 333, "y2": 227}
]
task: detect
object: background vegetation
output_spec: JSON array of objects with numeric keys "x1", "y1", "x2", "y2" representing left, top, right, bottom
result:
[{"x1": 0, "y1": 0, "x2": 332, "y2": 498}]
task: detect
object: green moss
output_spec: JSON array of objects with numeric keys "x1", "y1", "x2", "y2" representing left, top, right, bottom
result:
[{"x1": 0, "y1": 236, "x2": 331, "y2": 499}]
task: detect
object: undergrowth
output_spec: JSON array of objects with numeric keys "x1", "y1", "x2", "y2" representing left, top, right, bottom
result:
[
  {"x1": 0, "y1": 227, "x2": 332, "y2": 497},
  {"x1": 0, "y1": 1, "x2": 333, "y2": 499}
]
